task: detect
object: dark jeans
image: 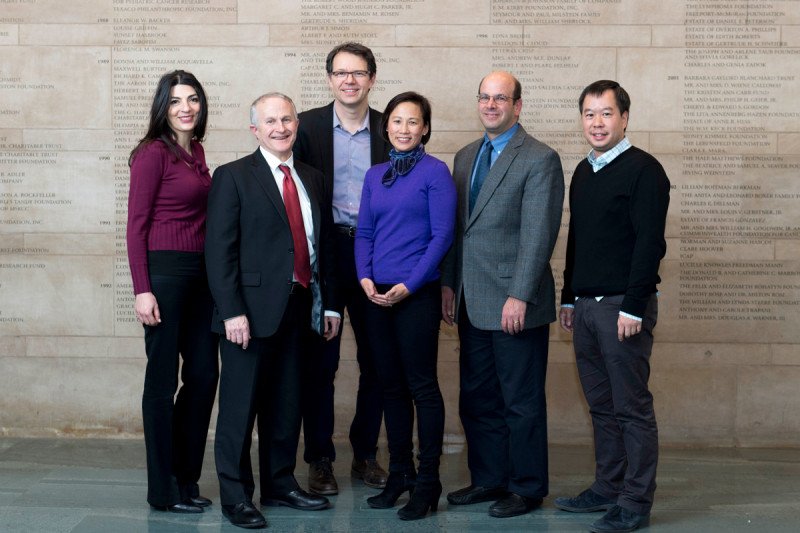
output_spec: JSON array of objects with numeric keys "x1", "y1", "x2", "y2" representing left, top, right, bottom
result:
[
  {"x1": 364, "y1": 282, "x2": 444, "y2": 482},
  {"x1": 573, "y1": 294, "x2": 659, "y2": 515},
  {"x1": 302, "y1": 231, "x2": 383, "y2": 463},
  {"x1": 457, "y1": 302, "x2": 549, "y2": 498},
  {"x1": 141, "y1": 251, "x2": 219, "y2": 506}
]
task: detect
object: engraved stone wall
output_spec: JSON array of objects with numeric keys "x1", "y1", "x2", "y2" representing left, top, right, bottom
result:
[{"x1": 1, "y1": 0, "x2": 798, "y2": 446}]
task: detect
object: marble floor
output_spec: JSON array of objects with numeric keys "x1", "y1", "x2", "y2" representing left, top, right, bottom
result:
[{"x1": 1, "y1": 438, "x2": 799, "y2": 532}]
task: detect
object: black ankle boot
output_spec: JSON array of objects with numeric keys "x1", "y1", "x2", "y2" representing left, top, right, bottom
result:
[
  {"x1": 367, "y1": 471, "x2": 416, "y2": 509},
  {"x1": 397, "y1": 479, "x2": 441, "y2": 520}
]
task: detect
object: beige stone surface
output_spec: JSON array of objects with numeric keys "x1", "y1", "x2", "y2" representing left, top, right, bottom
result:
[
  {"x1": 0, "y1": 24, "x2": 19, "y2": 45},
  {"x1": 736, "y1": 366, "x2": 800, "y2": 446},
  {"x1": 0, "y1": 46, "x2": 111, "y2": 128},
  {"x1": 20, "y1": 24, "x2": 112, "y2": 45},
  {"x1": 0, "y1": 255, "x2": 114, "y2": 337},
  {"x1": 398, "y1": 25, "x2": 523, "y2": 48},
  {"x1": 0, "y1": 1, "x2": 798, "y2": 446},
  {"x1": 524, "y1": 25, "x2": 652, "y2": 48},
  {"x1": 0, "y1": 356, "x2": 143, "y2": 435}
]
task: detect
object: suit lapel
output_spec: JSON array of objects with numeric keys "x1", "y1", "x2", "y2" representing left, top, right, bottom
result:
[
  {"x1": 368, "y1": 106, "x2": 387, "y2": 165},
  {"x1": 467, "y1": 126, "x2": 526, "y2": 227},
  {"x1": 249, "y1": 149, "x2": 289, "y2": 227},
  {"x1": 295, "y1": 164, "x2": 321, "y2": 247},
  {"x1": 319, "y1": 103, "x2": 335, "y2": 180}
]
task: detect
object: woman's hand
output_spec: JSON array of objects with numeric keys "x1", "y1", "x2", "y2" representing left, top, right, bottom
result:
[
  {"x1": 384, "y1": 283, "x2": 410, "y2": 305},
  {"x1": 134, "y1": 292, "x2": 161, "y2": 326},
  {"x1": 360, "y1": 278, "x2": 390, "y2": 306}
]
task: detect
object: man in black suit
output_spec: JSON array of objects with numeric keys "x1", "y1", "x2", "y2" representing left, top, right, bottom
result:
[
  {"x1": 206, "y1": 93, "x2": 340, "y2": 529},
  {"x1": 293, "y1": 42, "x2": 391, "y2": 495}
]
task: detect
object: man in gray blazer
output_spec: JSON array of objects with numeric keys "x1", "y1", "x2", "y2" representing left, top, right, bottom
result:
[{"x1": 441, "y1": 71, "x2": 564, "y2": 518}]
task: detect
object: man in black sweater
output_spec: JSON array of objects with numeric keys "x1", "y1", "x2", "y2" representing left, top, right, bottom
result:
[{"x1": 554, "y1": 80, "x2": 670, "y2": 533}]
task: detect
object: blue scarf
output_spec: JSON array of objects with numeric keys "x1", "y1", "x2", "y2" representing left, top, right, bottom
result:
[{"x1": 382, "y1": 144, "x2": 425, "y2": 187}]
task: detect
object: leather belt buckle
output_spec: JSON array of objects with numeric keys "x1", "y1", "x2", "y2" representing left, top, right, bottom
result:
[{"x1": 336, "y1": 225, "x2": 357, "y2": 238}]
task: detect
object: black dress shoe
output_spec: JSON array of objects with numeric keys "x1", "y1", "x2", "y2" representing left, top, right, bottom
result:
[
  {"x1": 447, "y1": 485, "x2": 507, "y2": 505},
  {"x1": 221, "y1": 501, "x2": 267, "y2": 529},
  {"x1": 589, "y1": 505, "x2": 650, "y2": 532},
  {"x1": 261, "y1": 488, "x2": 329, "y2": 510},
  {"x1": 150, "y1": 501, "x2": 203, "y2": 513},
  {"x1": 189, "y1": 495, "x2": 212, "y2": 507},
  {"x1": 488, "y1": 493, "x2": 543, "y2": 518}
]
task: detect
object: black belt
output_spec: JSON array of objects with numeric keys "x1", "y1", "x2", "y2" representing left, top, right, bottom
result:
[
  {"x1": 289, "y1": 281, "x2": 310, "y2": 294},
  {"x1": 334, "y1": 224, "x2": 357, "y2": 238}
]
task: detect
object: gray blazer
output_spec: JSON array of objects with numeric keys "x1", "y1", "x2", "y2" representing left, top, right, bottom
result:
[{"x1": 441, "y1": 124, "x2": 564, "y2": 330}]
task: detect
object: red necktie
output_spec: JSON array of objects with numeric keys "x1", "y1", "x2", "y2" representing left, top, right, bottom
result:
[{"x1": 279, "y1": 165, "x2": 312, "y2": 287}]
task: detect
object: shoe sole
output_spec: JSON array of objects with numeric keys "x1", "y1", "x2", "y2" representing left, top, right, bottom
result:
[
  {"x1": 261, "y1": 499, "x2": 329, "y2": 511},
  {"x1": 308, "y1": 485, "x2": 339, "y2": 496},
  {"x1": 554, "y1": 501, "x2": 614, "y2": 513},
  {"x1": 588, "y1": 517, "x2": 649, "y2": 533}
]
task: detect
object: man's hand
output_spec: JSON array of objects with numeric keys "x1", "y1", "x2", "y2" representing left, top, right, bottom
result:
[
  {"x1": 617, "y1": 314, "x2": 642, "y2": 342},
  {"x1": 224, "y1": 314, "x2": 251, "y2": 349},
  {"x1": 441, "y1": 286, "x2": 455, "y2": 325},
  {"x1": 501, "y1": 296, "x2": 527, "y2": 335},
  {"x1": 559, "y1": 306, "x2": 574, "y2": 333},
  {"x1": 323, "y1": 316, "x2": 341, "y2": 341}
]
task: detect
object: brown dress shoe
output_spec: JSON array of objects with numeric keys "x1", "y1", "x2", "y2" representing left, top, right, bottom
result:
[
  {"x1": 308, "y1": 458, "x2": 338, "y2": 495},
  {"x1": 351, "y1": 458, "x2": 388, "y2": 489}
]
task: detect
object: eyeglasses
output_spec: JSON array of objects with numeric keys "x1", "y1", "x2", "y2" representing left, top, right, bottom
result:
[
  {"x1": 477, "y1": 94, "x2": 516, "y2": 104},
  {"x1": 330, "y1": 70, "x2": 371, "y2": 80}
]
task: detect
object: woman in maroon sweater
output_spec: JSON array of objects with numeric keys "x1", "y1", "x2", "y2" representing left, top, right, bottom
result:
[{"x1": 126, "y1": 70, "x2": 219, "y2": 513}]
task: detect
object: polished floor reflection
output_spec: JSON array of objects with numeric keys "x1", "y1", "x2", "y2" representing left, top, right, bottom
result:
[{"x1": 1, "y1": 438, "x2": 799, "y2": 532}]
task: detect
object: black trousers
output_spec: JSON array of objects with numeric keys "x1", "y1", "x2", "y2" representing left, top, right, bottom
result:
[
  {"x1": 573, "y1": 294, "x2": 659, "y2": 515},
  {"x1": 364, "y1": 282, "x2": 444, "y2": 483},
  {"x1": 301, "y1": 231, "x2": 383, "y2": 463},
  {"x1": 457, "y1": 301, "x2": 549, "y2": 498},
  {"x1": 215, "y1": 288, "x2": 311, "y2": 505},
  {"x1": 141, "y1": 251, "x2": 219, "y2": 507}
]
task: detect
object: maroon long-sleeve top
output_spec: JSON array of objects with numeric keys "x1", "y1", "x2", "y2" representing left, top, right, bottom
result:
[{"x1": 126, "y1": 139, "x2": 212, "y2": 295}]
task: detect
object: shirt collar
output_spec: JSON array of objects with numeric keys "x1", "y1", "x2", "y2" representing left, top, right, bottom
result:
[
  {"x1": 484, "y1": 122, "x2": 519, "y2": 153},
  {"x1": 259, "y1": 146, "x2": 295, "y2": 172},
  {"x1": 333, "y1": 108, "x2": 371, "y2": 133},
  {"x1": 587, "y1": 137, "x2": 631, "y2": 172}
]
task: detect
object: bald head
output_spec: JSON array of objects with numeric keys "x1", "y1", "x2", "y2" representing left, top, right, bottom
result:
[{"x1": 477, "y1": 71, "x2": 523, "y2": 138}]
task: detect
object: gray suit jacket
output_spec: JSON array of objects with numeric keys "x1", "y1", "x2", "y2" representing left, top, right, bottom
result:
[{"x1": 441, "y1": 124, "x2": 564, "y2": 330}]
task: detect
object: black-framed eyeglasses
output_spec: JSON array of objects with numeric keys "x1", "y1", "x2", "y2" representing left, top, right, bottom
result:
[
  {"x1": 330, "y1": 70, "x2": 371, "y2": 79},
  {"x1": 477, "y1": 94, "x2": 515, "y2": 104}
]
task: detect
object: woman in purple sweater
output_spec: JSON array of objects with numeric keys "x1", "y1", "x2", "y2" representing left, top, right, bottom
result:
[
  {"x1": 355, "y1": 91, "x2": 456, "y2": 520},
  {"x1": 126, "y1": 70, "x2": 218, "y2": 514}
]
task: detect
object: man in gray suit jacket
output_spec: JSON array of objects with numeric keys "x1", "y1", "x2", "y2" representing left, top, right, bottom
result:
[{"x1": 441, "y1": 71, "x2": 564, "y2": 518}]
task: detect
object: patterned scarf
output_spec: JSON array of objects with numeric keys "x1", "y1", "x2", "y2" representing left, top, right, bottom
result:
[{"x1": 382, "y1": 143, "x2": 425, "y2": 187}]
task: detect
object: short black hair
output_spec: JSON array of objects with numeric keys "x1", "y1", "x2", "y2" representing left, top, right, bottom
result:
[
  {"x1": 578, "y1": 80, "x2": 630, "y2": 115},
  {"x1": 380, "y1": 91, "x2": 432, "y2": 146},
  {"x1": 325, "y1": 42, "x2": 377, "y2": 77}
]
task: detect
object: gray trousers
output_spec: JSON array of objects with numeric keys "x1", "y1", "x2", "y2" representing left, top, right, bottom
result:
[{"x1": 573, "y1": 294, "x2": 658, "y2": 514}]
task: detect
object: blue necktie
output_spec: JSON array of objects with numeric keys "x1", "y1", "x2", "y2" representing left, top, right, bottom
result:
[{"x1": 469, "y1": 141, "x2": 493, "y2": 214}]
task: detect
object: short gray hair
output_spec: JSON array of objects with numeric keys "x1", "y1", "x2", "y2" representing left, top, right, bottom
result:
[{"x1": 249, "y1": 92, "x2": 298, "y2": 125}]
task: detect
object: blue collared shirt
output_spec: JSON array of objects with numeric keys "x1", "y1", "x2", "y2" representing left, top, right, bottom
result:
[
  {"x1": 470, "y1": 123, "x2": 519, "y2": 188},
  {"x1": 587, "y1": 136, "x2": 631, "y2": 173},
  {"x1": 332, "y1": 111, "x2": 372, "y2": 227}
]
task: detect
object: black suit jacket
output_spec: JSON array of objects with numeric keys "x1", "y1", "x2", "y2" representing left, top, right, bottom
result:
[
  {"x1": 293, "y1": 102, "x2": 391, "y2": 202},
  {"x1": 293, "y1": 102, "x2": 391, "y2": 315},
  {"x1": 205, "y1": 148, "x2": 336, "y2": 338}
]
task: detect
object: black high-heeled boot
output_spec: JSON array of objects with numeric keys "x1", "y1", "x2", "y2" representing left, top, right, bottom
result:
[
  {"x1": 397, "y1": 479, "x2": 442, "y2": 520},
  {"x1": 367, "y1": 471, "x2": 416, "y2": 509}
]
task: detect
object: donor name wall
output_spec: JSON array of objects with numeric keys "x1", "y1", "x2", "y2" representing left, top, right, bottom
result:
[{"x1": 1, "y1": 0, "x2": 799, "y2": 446}]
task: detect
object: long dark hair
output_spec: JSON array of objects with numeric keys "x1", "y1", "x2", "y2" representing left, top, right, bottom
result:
[{"x1": 128, "y1": 70, "x2": 208, "y2": 166}]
